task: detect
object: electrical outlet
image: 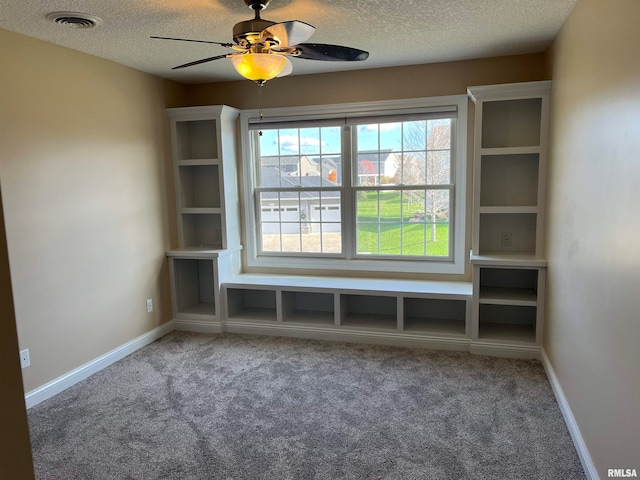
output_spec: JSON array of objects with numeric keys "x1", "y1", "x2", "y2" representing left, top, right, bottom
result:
[
  {"x1": 501, "y1": 231, "x2": 512, "y2": 248},
  {"x1": 20, "y1": 349, "x2": 30, "y2": 369},
  {"x1": 146, "y1": 299, "x2": 153, "y2": 314}
]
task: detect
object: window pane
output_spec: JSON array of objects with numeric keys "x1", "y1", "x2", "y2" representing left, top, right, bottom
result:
[
  {"x1": 299, "y1": 127, "x2": 321, "y2": 155},
  {"x1": 379, "y1": 122, "x2": 402, "y2": 151},
  {"x1": 425, "y1": 190, "x2": 449, "y2": 257},
  {"x1": 321, "y1": 127, "x2": 341, "y2": 155},
  {"x1": 400, "y1": 152, "x2": 426, "y2": 186},
  {"x1": 379, "y1": 190, "x2": 401, "y2": 222},
  {"x1": 357, "y1": 191, "x2": 378, "y2": 223},
  {"x1": 427, "y1": 119, "x2": 451, "y2": 150},
  {"x1": 403, "y1": 121, "x2": 426, "y2": 151},
  {"x1": 278, "y1": 128, "x2": 299, "y2": 155},
  {"x1": 427, "y1": 151, "x2": 451, "y2": 185},
  {"x1": 402, "y1": 224, "x2": 426, "y2": 256},
  {"x1": 322, "y1": 224, "x2": 342, "y2": 253},
  {"x1": 261, "y1": 223, "x2": 281, "y2": 252},
  {"x1": 379, "y1": 223, "x2": 401, "y2": 255},
  {"x1": 357, "y1": 153, "x2": 380, "y2": 186},
  {"x1": 402, "y1": 190, "x2": 426, "y2": 222}
]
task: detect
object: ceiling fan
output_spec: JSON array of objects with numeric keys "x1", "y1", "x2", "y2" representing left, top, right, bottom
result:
[{"x1": 152, "y1": 0, "x2": 369, "y2": 85}]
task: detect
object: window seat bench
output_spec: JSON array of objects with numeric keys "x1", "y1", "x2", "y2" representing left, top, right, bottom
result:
[{"x1": 218, "y1": 274, "x2": 473, "y2": 351}]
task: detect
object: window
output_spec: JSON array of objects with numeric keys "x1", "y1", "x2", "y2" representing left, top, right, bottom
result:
[{"x1": 240, "y1": 96, "x2": 467, "y2": 274}]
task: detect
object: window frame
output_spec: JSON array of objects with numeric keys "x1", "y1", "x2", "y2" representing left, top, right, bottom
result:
[{"x1": 240, "y1": 95, "x2": 468, "y2": 274}]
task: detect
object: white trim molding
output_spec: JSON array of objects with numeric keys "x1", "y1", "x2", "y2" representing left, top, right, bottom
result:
[
  {"x1": 542, "y1": 349, "x2": 600, "y2": 480},
  {"x1": 25, "y1": 321, "x2": 175, "y2": 409}
]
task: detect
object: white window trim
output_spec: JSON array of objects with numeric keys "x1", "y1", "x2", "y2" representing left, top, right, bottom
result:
[{"x1": 240, "y1": 95, "x2": 468, "y2": 274}]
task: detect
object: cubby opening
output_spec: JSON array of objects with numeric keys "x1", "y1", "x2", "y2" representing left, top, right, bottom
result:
[
  {"x1": 181, "y1": 213, "x2": 223, "y2": 248},
  {"x1": 174, "y1": 259, "x2": 215, "y2": 316},
  {"x1": 480, "y1": 268, "x2": 538, "y2": 303},
  {"x1": 340, "y1": 294, "x2": 397, "y2": 330},
  {"x1": 478, "y1": 304, "x2": 536, "y2": 343},
  {"x1": 403, "y1": 298, "x2": 466, "y2": 335},
  {"x1": 480, "y1": 154, "x2": 539, "y2": 207},
  {"x1": 176, "y1": 120, "x2": 218, "y2": 160},
  {"x1": 481, "y1": 98, "x2": 542, "y2": 148},
  {"x1": 179, "y1": 165, "x2": 221, "y2": 208},
  {"x1": 226, "y1": 288, "x2": 277, "y2": 321},
  {"x1": 479, "y1": 213, "x2": 536, "y2": 254},
  {"x1": 281, "y1": 291, "x2": 335, "y2": 325}
]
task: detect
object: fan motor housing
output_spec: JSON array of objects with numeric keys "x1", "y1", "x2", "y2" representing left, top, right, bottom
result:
[{"x1": 233, "y1": 18, "x2": 276, "y2": 45}]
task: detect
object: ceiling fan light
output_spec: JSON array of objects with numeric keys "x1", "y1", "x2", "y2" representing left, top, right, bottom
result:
[{"x1": 231, "y1": 53, "x2": 286, "y2": 82}]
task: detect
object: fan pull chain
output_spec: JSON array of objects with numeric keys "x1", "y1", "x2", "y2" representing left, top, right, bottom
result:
[{"x1": 258, "y1": 83, "x2": 264, "y2": 136}]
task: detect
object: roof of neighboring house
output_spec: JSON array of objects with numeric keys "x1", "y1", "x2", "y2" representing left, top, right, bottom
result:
[{"x1": 260, "y1": 167, "x2": 340, "y2": 200}]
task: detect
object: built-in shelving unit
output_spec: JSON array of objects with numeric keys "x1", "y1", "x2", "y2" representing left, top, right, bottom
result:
[
  {"x1": 468, "y1": 81, "x2": 550, "y2": 358},
  {"x1": 166, "y1": 106, "x2": 242, "y2": 331},
  {"x1": 220, "y1": 275, "x2": 472, "y2": 351}
]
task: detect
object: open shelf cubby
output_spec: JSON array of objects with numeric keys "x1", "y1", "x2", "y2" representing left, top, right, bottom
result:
[
  {"x1": 478, "y1": 304, "x2": 536, "y2": 343},
  {"x1": 226, "y1": 288, "x2": 277, "y2": 322},
  {"x1": 175, "y1": 120, "x2": 218, "y2": 160},
  {"x1": 173, "y1": 258, "x2": 215, "y2": 316},
  {"x1": 281, "y1": 291, "x2": 335, "y2": 325},
  {"x1": 480, "y1": 154, "x2": 539, "y2": 207},
  {"x1": 179, "y1": 165, "x2": 221, "y2": 209},
  {"x1": 181, "y1": 213, "x2": 222, "y2": 249},
  {"x1": 481, "y1": 98, "x2": 542, "y2": 148},
  {"x1": 340, "y1": 294, "x2": 397, "y2": 330},
  {"x1": 479, "y1": 213, "x2": 537, "y2": 254},
  {"x1": 479, "y1": 268, "x2": 538, "y2": 305},
  {"x1": 403, "y1": 297, "x2": 466, "y2": 335}
]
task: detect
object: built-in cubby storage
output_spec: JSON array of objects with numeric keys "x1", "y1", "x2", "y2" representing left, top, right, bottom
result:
[
  {"x1": 168, "y1": 106, "x2": 241, "y2": 251},
  {"x1": 478, "y1": 304, "x2": 537, "y2": 343},
  {"x1": 339, "y1": 294, "x2": 398, "y2": 330},
  {"x1": 479, "y1": 213, "x2": 537, "y2": 255},
  {"x1": 171, "y1": 258, "x2": 215, "y2": 317},
  {"x1": 178, "y1": 164, "x2": 221, "y2": 209},
  {"x1": 167, "y1": 249, "x2": 240, "y2": 329},
  {"x1": 226, "y1": 288, "x2": 277, "y2": 322},
  {"x1": 220, "y1": 276, "x2": 474, "y2": 351},
  {"x1": 480, "y1": 154, "x2": 539, "y2": 207},
  {"x1": 480, "y1": 98, "x2": 542, "y2": 148},
  {"x1": 166, "y1": 106, "x2": 242, "y2": 331},
  {"x1": 281, "y1": 291, "x2": 335, "y2": 325},
  {"x1": 403, "y1": 297, "x2": 466, "y2": 336},
  {"x1": 468, "y1": 82, "x2": 550, "y2": 358},
  {"x1": 175, "y1": 119, "x2": 218, "y2": 160}
]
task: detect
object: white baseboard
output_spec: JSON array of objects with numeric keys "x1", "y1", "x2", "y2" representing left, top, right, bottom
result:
[
  {"x1": 470, "y1": 342, "x2": 542, "y2": 360},
  {"x1": 223, "y1": 320, "x2": 471, "y2": 351},
  {"x1": 25, "y1": 321, "x2": 175, "y2": 409},
  {"x1": 541, "y1": 350, "x2": 600, "y2": 480},
  {"x1": 173, "y1": 319, "x2": 223, "y2": 333}
]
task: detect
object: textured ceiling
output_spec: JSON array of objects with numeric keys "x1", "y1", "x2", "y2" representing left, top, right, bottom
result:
[{"x1": 0, "y1": 0, "x2": 576, "y2": 84}]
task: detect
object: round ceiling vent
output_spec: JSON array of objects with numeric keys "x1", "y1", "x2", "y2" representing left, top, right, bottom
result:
[{"x1": 46, "y1": 12, "x2": 103, "y2": 29}]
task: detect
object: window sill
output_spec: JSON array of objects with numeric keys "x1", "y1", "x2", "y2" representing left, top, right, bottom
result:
[{"x1": 247, "y1": 254, "x2": 465, "y2": 275}]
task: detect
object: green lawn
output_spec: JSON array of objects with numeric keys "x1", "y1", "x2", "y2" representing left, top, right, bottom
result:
[{"x1": 356, "y1": 191, "x2": 449, "y2": 256}]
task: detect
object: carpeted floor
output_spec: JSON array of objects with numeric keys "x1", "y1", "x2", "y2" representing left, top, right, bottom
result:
[{"x1": 28, "y1": 332, "x2": 585, "y2": 480}]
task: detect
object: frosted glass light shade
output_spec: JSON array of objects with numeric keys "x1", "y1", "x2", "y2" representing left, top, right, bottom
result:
[{"x1": 231, "y1": 53, "x2": 287, "y2": 82}]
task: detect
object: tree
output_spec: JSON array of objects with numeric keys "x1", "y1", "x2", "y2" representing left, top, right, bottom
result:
[{"x1": 394, "y1": 121, "x2": 451, "y2": 242}]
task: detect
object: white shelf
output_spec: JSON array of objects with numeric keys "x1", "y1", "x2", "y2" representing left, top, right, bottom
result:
[
  {"x1": 470, "y1": 253, "x2": 547, "y2": 267},
  {"x1": 403, "y1": 317, "x2": 466, "y2": 336},
  {"x1": 478, "y1": 206, "x2": 538, "y2": 214},
  {"x1": 478, "y1": 323, "x2": 536, "y2": 343},
  {"x1": 341, "y1": 313, "x2": 398, "y2": 331},
  {"x1": 177, "y1": 159, "x2": 220, "y2": 166},
  {"x1": 479, "y1": 146, "x2": 540, "y2": 156},
  {"x1": 178, "y1": 302, "x2": 216, "y2": 316},
  {"x1": 479, "y1": 287, "x2": 537, "y2": 306},
  {"x1": 181, "y1": 208, "x2": 222, "y2": 215}
]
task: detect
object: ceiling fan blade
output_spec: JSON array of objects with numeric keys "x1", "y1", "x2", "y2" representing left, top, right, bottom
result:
[
  {"x1": 294, "y1": 43, "x2": 369, "y2": 61},
  {"x1": 151, "y1": 36, "x2": 234, "y2": 48},
  {"x1": 172, "y1": 54, "x2": 229, "y2": 70},
  {"x1": 277, "y1": 57, "x2": 293, "y2": 78},
  {"x1": 260, "y1": 20, "x2": 315, "y2": 47}
]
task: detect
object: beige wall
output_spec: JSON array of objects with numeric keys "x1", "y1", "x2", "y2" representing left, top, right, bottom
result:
[
  {"x1": 0, "y1": 186, "x2": 34, "y2": 479},
  {"x1": 188, "y1": 53, "x2": 548, "y2": 110},
  {"x1": 0, "y1": 29, "x2": 183, "y2": 393},
  {"x1": 545, "y1": 0, "x2": 640, "y2": 477},
  {"x1": 188, "y1": 53, "x2": 548, "y2": 280}
]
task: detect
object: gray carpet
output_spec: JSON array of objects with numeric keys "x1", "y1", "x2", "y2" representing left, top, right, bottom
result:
[{"x1": 28, "y1": 332, "x2": 585, "y2": 480}]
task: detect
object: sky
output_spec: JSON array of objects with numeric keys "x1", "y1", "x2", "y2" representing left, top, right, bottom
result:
[{"x1": 258, "y1": 120, "x2": 451, "y2": 157}]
